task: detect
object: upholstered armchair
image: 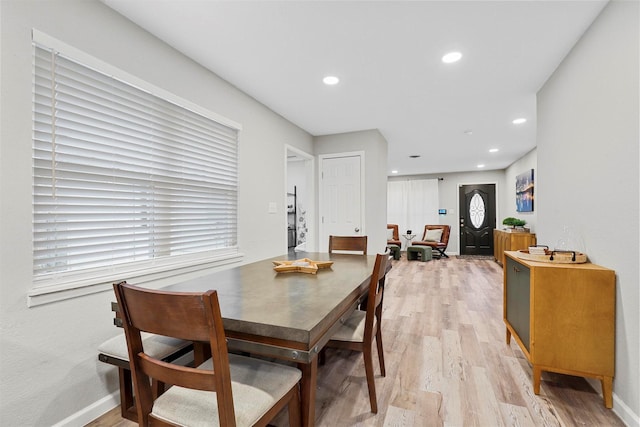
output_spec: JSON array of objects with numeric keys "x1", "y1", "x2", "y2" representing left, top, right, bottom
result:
[
  {"x1": 386, "y1": 224, "x2": 401, "y2": 247},
  {"x1": 413, "y1": 225, "x2": 451, "y2": 258}
]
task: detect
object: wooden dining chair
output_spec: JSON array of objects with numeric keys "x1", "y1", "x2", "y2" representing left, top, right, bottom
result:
[
  {"x1": 320, "y1": 252, "x2": 390, "y2": 413},
  {"x1": 113, "y1": 281, "x2": 302, "y2": 427},
  {"x1": 328, "y1": 235, "x2": 368, "y2": 254},
  {"x1": 97, "y1": 332, "x2": 193, "y2": 422}
]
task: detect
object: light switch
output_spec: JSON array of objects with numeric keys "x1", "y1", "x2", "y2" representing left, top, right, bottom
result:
[{"x1": 268, "y1": 202, "x2": 277, "y2": 213}]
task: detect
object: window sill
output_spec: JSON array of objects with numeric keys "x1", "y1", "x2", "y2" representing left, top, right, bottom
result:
[{"x1": 27, "y1": 252, "x2": 244, "y2": 307}]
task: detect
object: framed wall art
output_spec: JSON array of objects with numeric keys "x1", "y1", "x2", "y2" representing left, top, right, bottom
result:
[{"x1": 516, "y1": 169, "x2": 534, "y2": 212}]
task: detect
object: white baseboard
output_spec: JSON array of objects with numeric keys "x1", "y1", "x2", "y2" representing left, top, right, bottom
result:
[
  {"x1": 585, "y1": 377, "x2": 638, "y2": 427},
  {"x1": 613, "y1": 393, "x2": 640, "y2": 427},
  {"x1": 51, "y1": 392, "x2": 118, "y2": 427}
]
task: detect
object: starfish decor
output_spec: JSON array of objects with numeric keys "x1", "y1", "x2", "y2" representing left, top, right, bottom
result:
[{"x1": 272, "y1": 258, "x2": 334, "y2": 274}]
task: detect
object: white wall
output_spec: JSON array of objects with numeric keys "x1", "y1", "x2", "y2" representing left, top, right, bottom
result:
[
  {"x1": 314, "y1": 129, "x2": 389, "y2": 254},
  {"x1": 537, "y1": 1, "x2": 639, "y2": 424},
  {"x1": 504, "y1": 148, "x2": 538, "y2": 232},
  {"x1": 0, "y1": 1, "x2": 313, "y2": 425}
]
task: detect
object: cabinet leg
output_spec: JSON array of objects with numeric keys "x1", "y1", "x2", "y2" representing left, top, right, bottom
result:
[
  {"x1": 506, "y1": 328, "x2": 511, "y2": 345},
  {"x1": 533, "y1": 365, "x2": 542, "y2": 395},
  {"x1": 601, "y1": 376, "x2": 613, "y2": 409}
]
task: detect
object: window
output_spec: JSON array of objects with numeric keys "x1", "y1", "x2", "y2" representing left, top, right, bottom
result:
[
  {"x1": 31, "y1": 34, "x2": 241, "y2": 305},
  {"x1": 469, "y1": 193, "x2": 486, "y2": 228},
  {"x1": 387, "y1": 179, "x2": 439, "y2": 238}
]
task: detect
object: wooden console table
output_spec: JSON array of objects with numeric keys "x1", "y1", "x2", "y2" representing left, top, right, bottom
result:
[
  {"x1": 503, "y1": 251, "x2": 616, "y2": 408},
  {"x1": 494, "y1": 229, "x2": 536, "y2": 265}
]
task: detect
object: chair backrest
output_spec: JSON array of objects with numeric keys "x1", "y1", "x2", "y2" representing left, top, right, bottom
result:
[
  {"x1": 363, "y1": 253, "x2": 390, "y2": 339},
  {"x1": 328, "y1": 235, "x2": 368, "y2": 254},
  {"x1": 386, "y1": 224, "x2": 399, "y2": 241},
  {"x1": 113, "y1": 281, "x2": 237, "y2": 426},
  {"x1": 421, "y1": 225, "x2": 451, "y2": 245}
]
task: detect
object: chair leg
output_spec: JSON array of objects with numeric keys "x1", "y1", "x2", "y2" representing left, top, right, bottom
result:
[
  {"x1": 288, "y1": 385, "x2": 302, "y2": 427},
  {"x1": 375, "y1": 329, "x2": 386, "y2": 377},
  {"x1": 118, "y1": 367, "x2": 137, "y2": 422},
  {"x1": 362, "y1": 344, "x2": 378, "y2": 414}
]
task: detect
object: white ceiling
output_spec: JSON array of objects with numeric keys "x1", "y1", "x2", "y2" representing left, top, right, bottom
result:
[{"x1": 102, "y1": 0, "x2": 608, "y2": 176}]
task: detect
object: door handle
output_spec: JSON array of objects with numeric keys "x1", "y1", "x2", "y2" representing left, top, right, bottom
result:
[{"x1": 354, "y1": 227, "x2": 360, "y2": 233}]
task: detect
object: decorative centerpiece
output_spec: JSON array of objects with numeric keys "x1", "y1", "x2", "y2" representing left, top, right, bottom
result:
[{"x1": 272, "y1": 258, "x2": 334, "y2": 274}]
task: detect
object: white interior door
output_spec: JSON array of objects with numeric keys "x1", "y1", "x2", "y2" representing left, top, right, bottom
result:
[{"x1": 320, "y1": 154, "x2": 363, "y2": 252}]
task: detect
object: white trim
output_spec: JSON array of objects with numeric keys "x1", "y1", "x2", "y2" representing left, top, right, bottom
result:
[
  {"x1": 51, "y1": 392, "x2": 118, "y2": 427},
  {"x1": 32, "y1": 29, "x2": 242, "y2": 131},
  {"x1": 28, "y1": 252, "x2": 243, "y2": 307},
  {"x1": 584, "y1": 378, "x2": 640, "y2": 427},
  {"x1": 613, "y1": 392, "x2": 640, "y2": 427}
]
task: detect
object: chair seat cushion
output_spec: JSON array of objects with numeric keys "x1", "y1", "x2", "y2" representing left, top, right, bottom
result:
[
  {"x1": 414, "y1": 240, "x2": 445, "y2": 248},
  {"x1": 330, "y1": 310, "x2": 377, "y2": 342},
  {"x1": 98, "y1": 332, "x2": 190, "y2": 361},
  {"x1": 151, "y1": 354, "x2": 301, "y2": 426}
]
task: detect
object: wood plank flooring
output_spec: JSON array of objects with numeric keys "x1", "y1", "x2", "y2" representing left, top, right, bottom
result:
[{"x1": 87, "y1": 256, "x2": 624, "y2": 427}]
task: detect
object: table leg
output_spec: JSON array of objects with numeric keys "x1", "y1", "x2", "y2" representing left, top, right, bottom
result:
[{"x1": 299, "y1": 356, "x2": 318, "y2": 427}]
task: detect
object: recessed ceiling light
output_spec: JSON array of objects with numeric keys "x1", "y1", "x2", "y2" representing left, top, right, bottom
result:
[
  {"x1": 477, "y1": 164, "x2": 486, "y2": 168},
  {"x1": 391, "y1": 170, "x2": 398, "y2": 174},
  {"x1": 489, "y1": 148, "x2": 499, "y2": 153},
  {"x1": 464, "y1": 129, "x2": 473, "y2": 135},
  {"x1": 512, "y1": 118, "x2": 527, "y2": 125},
  {"x1": 442, "y1": 51, "x2": 462, "y2": 64},
  {"x1": 323, "y1": 76, "x2": 340, "y2": 85}
]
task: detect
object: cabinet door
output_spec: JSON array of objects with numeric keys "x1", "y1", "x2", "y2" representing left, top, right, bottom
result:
[{"x1": 505, "y1": 257, "x2": 531, "y2": 352}]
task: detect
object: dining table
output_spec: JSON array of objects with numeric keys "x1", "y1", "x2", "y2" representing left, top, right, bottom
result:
[{"x1": 135, "y1": 251, "x2": 386, "y2": 426}]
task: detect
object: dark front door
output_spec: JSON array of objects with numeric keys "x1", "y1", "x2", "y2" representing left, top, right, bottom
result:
[{"x1": 459, "y1": 184, "x2": 496, "y2": 255}]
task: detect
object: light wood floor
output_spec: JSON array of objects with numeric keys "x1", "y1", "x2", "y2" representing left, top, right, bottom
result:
[{"x1": 87, "y1": 255, "x2": 624, "y2": 427}]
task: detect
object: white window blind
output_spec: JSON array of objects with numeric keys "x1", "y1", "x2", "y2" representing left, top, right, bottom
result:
[{"x1": 32, "y1": 42, "x2": 240, "y2": 293}]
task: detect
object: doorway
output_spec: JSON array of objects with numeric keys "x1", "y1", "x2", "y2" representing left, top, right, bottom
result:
[
  {"x1": 286, "y1": 146, "x2": 314, "y2": 253},
  {"x1": 459, "y1": 184, "x2": 496, "y2": 255},
  {"x1": 319, "y1": 153, "x2": 364, "y2": 253}
]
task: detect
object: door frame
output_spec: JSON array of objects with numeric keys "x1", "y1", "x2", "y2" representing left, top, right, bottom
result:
[
  {"x1": 456, "y1": 180, "x2": 500, "y2": 254},
  {"x1": 285, "y1": 145, "x2": 315, "y2": 253},
  {"x1": 318, "y1": 151, "x2": 366, "y2": 252}
]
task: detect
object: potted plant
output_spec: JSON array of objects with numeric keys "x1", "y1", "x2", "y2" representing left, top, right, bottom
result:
[
  {"x1": 502, "y1": 217, "x2": 527, "y2": 230},
  {"x1": 502, "y1": 217, "x2": 517, "y2": 228}
]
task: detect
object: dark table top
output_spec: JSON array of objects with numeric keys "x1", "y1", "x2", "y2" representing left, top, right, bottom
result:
[{"x1": 161, "y1": 251, "x2": 378, "y2": 350}]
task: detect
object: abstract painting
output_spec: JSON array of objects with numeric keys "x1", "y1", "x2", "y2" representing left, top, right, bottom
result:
[{"x1": 516, "y1": 169, "x2": 534, "y2": 212}]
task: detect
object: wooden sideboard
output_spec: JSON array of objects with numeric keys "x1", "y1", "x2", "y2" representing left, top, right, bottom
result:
[
  {"x1": 503, "y1": 251, "x2": 616, "y2": 408},
  {"x1": 493, "y1": 229, "x2": 536, "y2": 265}
]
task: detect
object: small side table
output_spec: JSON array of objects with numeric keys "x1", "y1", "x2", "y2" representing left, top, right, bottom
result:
[{"x1": 401, "y1": 234, "x2": 416, "y2": 249}]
